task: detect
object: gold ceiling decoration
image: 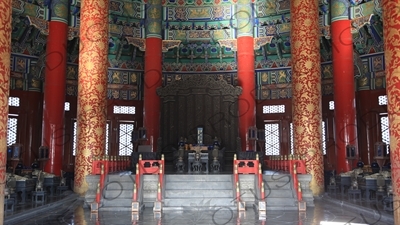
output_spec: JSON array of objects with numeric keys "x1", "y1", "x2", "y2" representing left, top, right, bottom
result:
[
  {"x1": 27, "y1": 15, "x2": 81, "y2": 40},
  {"x1": 162, "y1": 40, "x2": 181, "y2": 52},
  {"x1": 125, "y1": 37, "x2": 146, "y2": 51},
  {"x1": 254, "y1": 36, "x2": 274, "y2": 50},
  {"x1": 26, "y1": 16, "x2": 49, "y2": 35},
  {"x1": 351, "y1": 14, "x2": 373, "y2": 34},
  {"x1": 218, "y1": 39, "x2": 237, "y2": 51}
]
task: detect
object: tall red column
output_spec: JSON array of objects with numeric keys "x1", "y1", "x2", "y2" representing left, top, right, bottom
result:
[
  {"x1": 0, "y1": 0, "x2": 12, "y2": 222},
  {"x1": 237, "y1": 37, "x2": 255, "y2": 151},
  {"x1": 383, "y1": 0, "x2": 400, "y2": 223},
  {"x1": 42, "y1": 0, "x2": 69, "y2": 175},
  {"x1": 331, "y1": 0, "x2": 358, "y2": 173},
  {"x1": 143, "y1": 39, "x2": 162, "y2": 151},
  {"x1": 237, "y1": 0, "x2": 255, "y2": 151},
  {"x1": 74, "y1": 0, "x2": 109, "y2": 195},
  {"x1": 143, "y1": 0, "x2": 162, "y2": 151},
  {"x1": 291, "y1": 0, "x2": 324, "y2": 196}
]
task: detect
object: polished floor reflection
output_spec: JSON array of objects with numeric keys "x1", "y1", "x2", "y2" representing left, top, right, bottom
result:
[{"x1": 9, "y1": 196, "x2": 394, "y2": 225}]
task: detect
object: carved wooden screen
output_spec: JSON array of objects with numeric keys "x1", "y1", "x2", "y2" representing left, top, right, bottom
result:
[{"x1": 157, "y1": 75, "x2": 242, "y2": 171}]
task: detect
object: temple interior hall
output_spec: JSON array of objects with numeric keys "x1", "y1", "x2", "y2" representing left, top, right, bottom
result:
[{"x1": 1, "y1": 0, "x2": 400, "y2": 224}]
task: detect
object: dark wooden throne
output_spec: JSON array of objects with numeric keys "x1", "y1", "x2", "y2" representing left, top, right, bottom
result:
[{"x1": 156, "y1": 75, "x2": 242, "y2": 172}]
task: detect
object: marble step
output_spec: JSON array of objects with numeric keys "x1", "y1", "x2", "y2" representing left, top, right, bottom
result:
[
  {"x1": 165, "y1": 181, "x2": 232, "y2": 190},
  {"x1": 263, "y1": 173, "x2": 292, "y2": 181},
  {"x1": 163, "y1": 197, "x2": 235, "y2": 207},
  {"x1": 99, "y1": 206, "x2": 133, "y2": 212},
  {"x1": 264, "y1": 181, "x2": 293, "y2": 190},
  {"x1": 266, "y1": 205, "x2": 298, "y2": 211},
  {"x1": 165, "y1": 174, "x2": 232, "y2": 182},
  {"x1": 104, "y1": 181, "x2": 134, "y2": 190},
  {"x1": 264, "y1": 189, "x2": 294, "y2": 198},
  {"x1": 107, "y1": 174, "x2": 135, "y2": 182},
  {"x1": 165, "y1": 189, "x2": 233, "y2": 198},
  {"x1": 103, "y1": 189, "x2": 132, "y2": 199},
  {"x1": 238, "y1": 189, "x2": 294, "y2": 201},
  {"x1": 143, "y1": 174, "x2": 159, "y2": 180},
  {"x1": 265, "y1": 197, "x2": 297, "y2": 206},
  {"x1": 102, "y1": 198, "x2": 132, "y2": 207}
]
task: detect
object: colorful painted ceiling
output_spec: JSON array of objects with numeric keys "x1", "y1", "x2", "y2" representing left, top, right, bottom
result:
[{"x1": 9, "y1": 0, "x2": 385, "y2": 99}]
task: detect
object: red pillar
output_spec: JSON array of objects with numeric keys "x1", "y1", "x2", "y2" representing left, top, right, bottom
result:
[
  {"x1": 143, "y1": 38, "x2": 162, "y2": 151},
  {"x1": 331, "y1": 19, "x2": 358, "y2": 173},
  {"x1": 0, "y1": 0, "x2": 12, "y2": 221},
  {"x1": 237, "y1": 37, "x2": 255, "y2": 151},
  {"x1": 42, "y1": 21, "x2": 68, "y2": 175},
  {"x1": 383, "y1": 0, "x2": 400, "y2": 223},
  {"x1": 143, "y1": 0, "x2": 162, "y2": 151}
]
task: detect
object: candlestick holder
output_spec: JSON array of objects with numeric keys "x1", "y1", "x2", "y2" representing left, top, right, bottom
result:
[{"x1": 374, "y1": 142, "x2": 389, "y2": 173}]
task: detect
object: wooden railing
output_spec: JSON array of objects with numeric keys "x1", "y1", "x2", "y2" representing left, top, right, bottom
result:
[
  {"x1": 137, "y1": 154, "x2": 165, "y2": 201},
  {"x1": 265, "y1": 155, "x2": 307, "y2": 210},
  {"x1": 133, "y1": 163, "x2": 140, "y2": 202},
  {"x1": 92, "y1": 163, "x2": 106, "y2": 213},
  {"x1": 292, "y1": 164, "x2": 302, "y2": 202},
  {"x1": 258, "y1": 163, "x2": 265, "y2": 200},
  {"x1": 264, "y1": 155, "x2": 306, "y2": 174},
  {"x1": 133, "y1": 154, "x2": 165, "y2": 212},
  {"x1": 90, "y1": 156, "x2": 131, "y2": 213},
  {"x1": 233, "y1": 154, "x2": 264, "y2": 210},
  {"x1": 91, "y1": 156, "x2": 131, "y2": 175}
]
